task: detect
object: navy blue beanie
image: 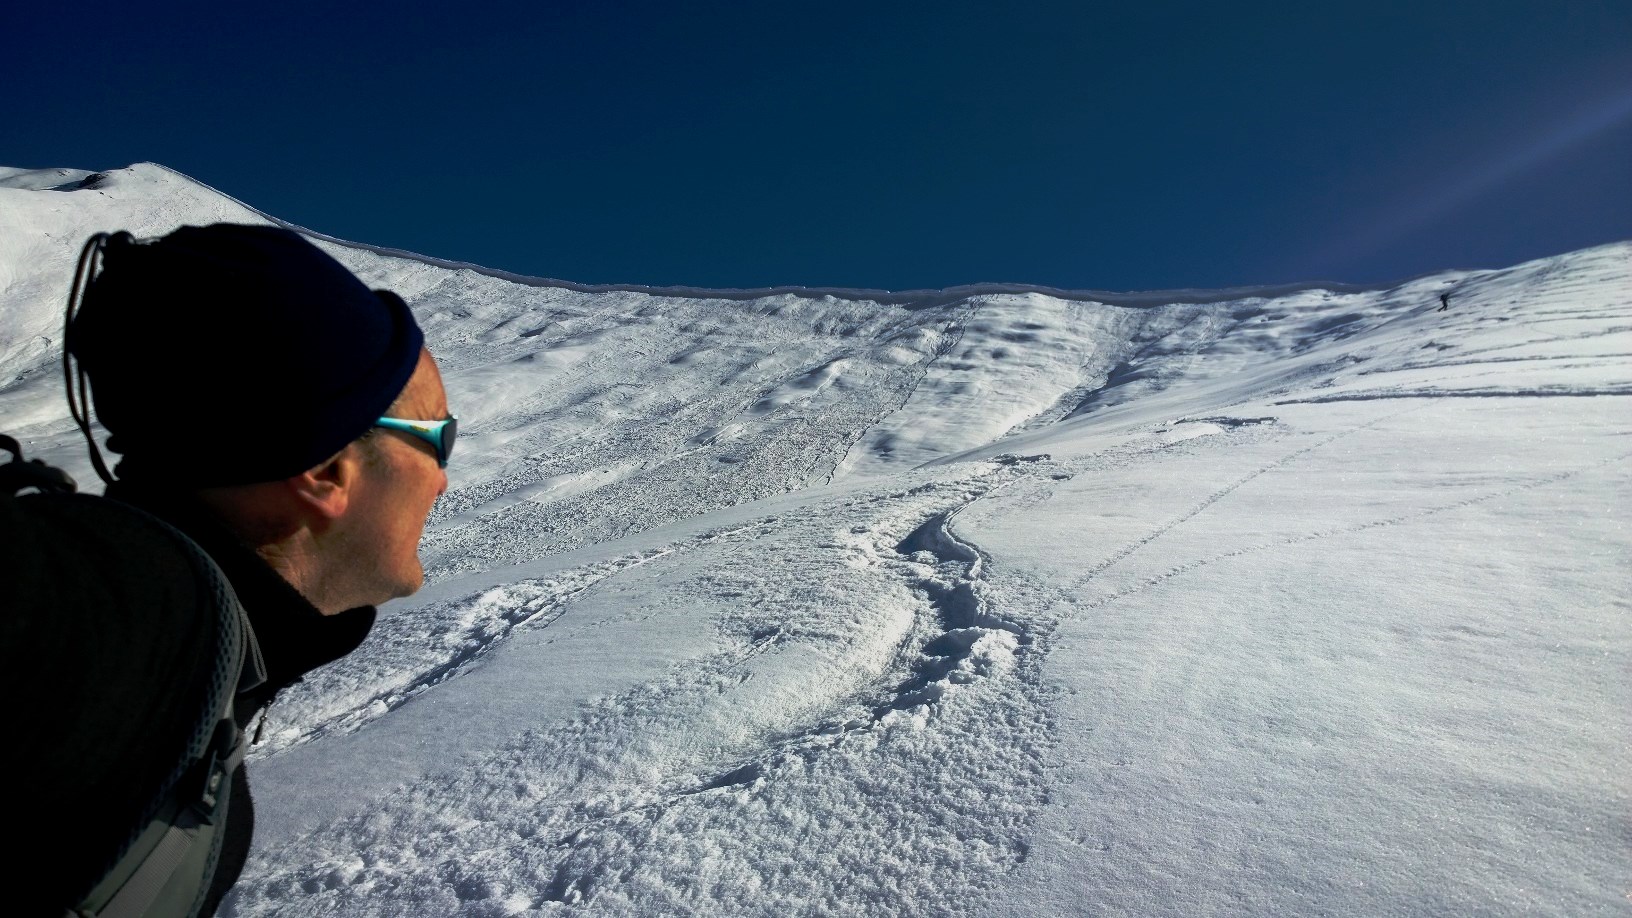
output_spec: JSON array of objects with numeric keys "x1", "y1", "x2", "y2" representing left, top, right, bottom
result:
[{"x1": 68, "y1": 224, "x2": 425, "y2": 486}]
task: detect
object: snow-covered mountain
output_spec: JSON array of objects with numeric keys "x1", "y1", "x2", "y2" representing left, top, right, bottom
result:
[{"x1": 3, "y1": 164, "x2": 1626, "y2": 917}]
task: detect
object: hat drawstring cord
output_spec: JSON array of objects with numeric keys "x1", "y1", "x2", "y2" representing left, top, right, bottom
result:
[{"x1": 63, "y1": 232, "x2": 126, "y2": 487}]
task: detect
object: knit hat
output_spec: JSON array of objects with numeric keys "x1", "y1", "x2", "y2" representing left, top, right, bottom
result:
[{"x1": 67, "y1": 224, "x2": 425, "y2": 486}]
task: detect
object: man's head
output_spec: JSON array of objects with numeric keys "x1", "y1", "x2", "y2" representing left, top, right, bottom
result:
[
  {"x1": 68, "y1": 223, "x2": 450, "y2": 612},
  {"x1": 69, "y1": 224, "x2": 426, "y2": 485}
]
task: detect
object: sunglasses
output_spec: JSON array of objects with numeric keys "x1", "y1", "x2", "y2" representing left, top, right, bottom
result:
[{"x1": 374, "y1": 414, "x2": 458, "y2": 467}]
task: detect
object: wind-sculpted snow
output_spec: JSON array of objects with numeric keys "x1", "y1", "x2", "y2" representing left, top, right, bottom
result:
[
  {"x1": 402, "y1": 286, "x2": 967, "y2": 575},
  {"x1": 2, "y1": 164, "x2": 1627, "y2": 917}
]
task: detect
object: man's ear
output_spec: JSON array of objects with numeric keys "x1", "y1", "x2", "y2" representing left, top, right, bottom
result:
[{"x1": 287, "y1": 443, "x2": 364, "y2": 524}]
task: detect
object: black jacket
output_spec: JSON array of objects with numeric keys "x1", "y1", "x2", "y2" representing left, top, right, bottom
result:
[{"x1": 103, "y1": 481, "x2": 377, "y2": 914}]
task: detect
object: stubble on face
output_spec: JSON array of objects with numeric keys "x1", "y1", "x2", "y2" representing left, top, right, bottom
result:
[{"x1": 343, "y1": 347, "x2": 451, "y2": 607}]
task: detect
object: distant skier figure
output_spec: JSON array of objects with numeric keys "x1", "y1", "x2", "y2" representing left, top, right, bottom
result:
[{"x1": 1438, "y1": 292, "x2": 1451, "y2": 312}]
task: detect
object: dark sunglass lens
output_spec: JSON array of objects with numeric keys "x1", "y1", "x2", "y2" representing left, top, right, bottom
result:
[{"x1": 442, "y1": 417, "x2": 458, "y2": 462}]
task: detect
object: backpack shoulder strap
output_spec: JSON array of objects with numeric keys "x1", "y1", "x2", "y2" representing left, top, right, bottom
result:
[{"x1": 72, "y1": 530, "x2": 264, "y2": 918}]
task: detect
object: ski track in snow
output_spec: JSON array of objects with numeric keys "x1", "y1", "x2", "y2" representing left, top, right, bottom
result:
[
  {"x1": 1064, "y1": 408, "x2": 1422, "y2": 583},
  {"x1": 1066, "y1": 436, "x2": 1632, "y2": 617},
  {"x1": 1276, "y1": 384, "x2": 1632, "y2": 403},
  {"x1": 824, "y1": 300, "x2": 979, "y2": 484}
]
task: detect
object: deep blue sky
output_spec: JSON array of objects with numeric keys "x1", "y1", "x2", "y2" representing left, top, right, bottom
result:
[{"x1": 8, "y1": 2, "x2": 1630, "y2": 291}]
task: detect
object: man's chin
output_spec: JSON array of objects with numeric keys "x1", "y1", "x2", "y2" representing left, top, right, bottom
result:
[{"x1": 396, "y1": 564, "x2": 426, "y2": 598}]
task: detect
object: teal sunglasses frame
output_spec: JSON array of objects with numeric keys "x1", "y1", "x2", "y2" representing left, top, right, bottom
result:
[{"x1": 374, "y1": 415, "x2": 457, "y2": 467}]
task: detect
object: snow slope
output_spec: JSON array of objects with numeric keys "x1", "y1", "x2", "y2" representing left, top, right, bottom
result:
[{"x1": 2, "y1": 164, "x2": 1626, "y2": 916}]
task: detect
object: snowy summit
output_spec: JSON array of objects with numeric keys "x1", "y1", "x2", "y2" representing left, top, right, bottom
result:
[{"x1": 1, "y1": 163, "x2": 1627, "y2": 917}]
